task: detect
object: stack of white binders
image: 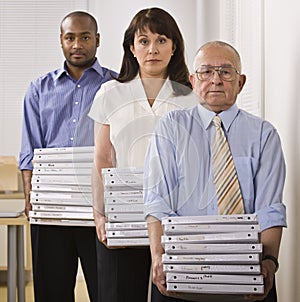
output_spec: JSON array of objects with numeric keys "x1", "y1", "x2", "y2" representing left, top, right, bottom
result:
[
  {"x1": 103, "y1": 167, "x2": 149, "y2": 246},
  {"x1": 162, "y1": 214, "x2": 264, "y2": 299},
  {"x1": 29, "y1": 146, "x2": 95, "y2": 226}
]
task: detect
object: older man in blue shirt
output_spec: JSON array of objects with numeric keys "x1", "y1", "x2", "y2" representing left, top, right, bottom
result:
[
  {"x1": 144, "y1": 41, "x2": 286, "y2": 302},
  {"x1": 19, "y1": 11, "x2": 117, "y2": 302}
]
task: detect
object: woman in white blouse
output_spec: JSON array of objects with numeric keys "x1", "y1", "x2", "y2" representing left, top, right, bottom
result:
[{"x1": 88, "y1": 7, "x2": 197, "y2": 302}]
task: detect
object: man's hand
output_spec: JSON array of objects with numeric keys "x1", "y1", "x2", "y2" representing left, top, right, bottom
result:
[
  {"x1": 94, "y1": 211, "x2": 125, "y2": 249},
  {"x1": 94, "y1": 211, "x2": 107, "y2": 244},
  {"x1": 21, "y1": 170, "x2": 32, "y2": 219},
  {"x1": 244, "y1": 257, "x2": 276, "y2": 300},
  {"x1": 152, "y1": 252, "x2": 168, "y2": 295}
]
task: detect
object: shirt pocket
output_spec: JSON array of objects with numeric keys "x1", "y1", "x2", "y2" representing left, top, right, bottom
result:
[{"x1": 234, "y1": 156, "x2": 259, "y2": 211}]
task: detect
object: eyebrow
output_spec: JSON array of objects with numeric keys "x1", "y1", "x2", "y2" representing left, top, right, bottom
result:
[
  {"x1": 63, "y1": 31, "x2": 92, "y2": 36},
  {"x1": 200, "y1": 64, "x2": 234, "y2": 67}
]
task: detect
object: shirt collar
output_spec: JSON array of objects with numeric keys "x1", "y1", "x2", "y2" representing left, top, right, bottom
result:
[
  {"x1": 54, "y1": 58, "x2": 103, "y2": 81},
  {"x1": 131, "y1": 74, "x2": 172, "y2": 100},
  {"x1": 197, "y1": 103, "x2": 239, "y2": 131}
]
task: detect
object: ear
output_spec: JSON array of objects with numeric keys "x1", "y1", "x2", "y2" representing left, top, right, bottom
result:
[
  {"x1": 189, "y1": 74, "x2": 196, "y2": 88},
  {"x1": 96, "y1": 33, "x2": 100, "y2": 47},
  {"x1": 238, "y1": 74, "x2": 246, "y2": 93},
  {"x1": 60, "y1": 34, "x2": 63, "y2": 47},
  {"x1": 130, "y1": 45, "x2": 136, "y2": 57},
  {"x1": 172, "y1": 44, "x2": 176, "y2": 54}
]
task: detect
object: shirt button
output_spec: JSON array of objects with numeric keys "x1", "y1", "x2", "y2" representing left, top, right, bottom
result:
[
  {"x1": 70, "y1": 137, "x2": 74, "y2": 141},
  {"x1": 75, "y1": 101, "x2": 79, "y2": 105},
  {"x1": 77, "y1": 84, "x2": 81, "y2": 88},
  {"x1": 72, "y1": 119, "x2": 76, "y2": 123}
]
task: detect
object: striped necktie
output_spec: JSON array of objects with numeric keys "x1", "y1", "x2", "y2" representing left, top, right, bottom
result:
[{"x1": 212, "y1": 115, "x2": 244, "y2": 215}]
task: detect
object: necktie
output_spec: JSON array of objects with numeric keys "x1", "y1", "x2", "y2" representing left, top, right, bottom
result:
[{"x1": 212, "y1": 115, "x2": 244, "y2": 215}]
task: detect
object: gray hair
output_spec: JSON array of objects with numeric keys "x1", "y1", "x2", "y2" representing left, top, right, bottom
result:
[{"x1": 193, "y1": 41, "x2": 242, "y2": 72}]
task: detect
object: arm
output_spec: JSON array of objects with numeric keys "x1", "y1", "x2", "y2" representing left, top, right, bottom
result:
[
  {"x1": 21, "y1": 170, "x2": 33, "y2": 218},
  {"x1": 245, "y1": 226, "x2": 282, "y2": 301},
  {"x1": 92, "y1": 122, "x2": 115, "y2": 245},
  {"x1": 246, "y1": 125, "x2": 285, "y2": 300},
  {"x1": 261, "y1": 226, "x2": 282, "y2": 287},
  {"x1": 147, "y1": 216, "x2": 167, "y2": 295}
]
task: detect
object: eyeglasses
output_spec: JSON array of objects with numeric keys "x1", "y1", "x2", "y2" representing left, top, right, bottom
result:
[{"x1": 195, "y1": 65, "x2": 240, "y2": 82}]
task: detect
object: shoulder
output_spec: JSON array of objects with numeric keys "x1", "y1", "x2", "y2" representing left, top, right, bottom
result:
[
  {"x1": 31, "y1": 68, "x2": 59, "y2": 85},
  {"x1": 25, "y1": 69, "x2": 60, "y2": 96},
  {"x1": 161, "y1": 106, "x2": 196, "y2": 125},
  {"x1": 100, "y1": 66, "x2": 118, "y2": 80},
  {"x1": 238, "y1": 109, "x2": 276, "y2": 131},
  {"x1": 237, "y1": 109, "x2": 282, "y2": 145},
  {"x1": 96, "y1": 79, "x2": 129, "y2": 95},
  {"x1": 171, "y1": 91, "x2": 199, "y2": 108}
]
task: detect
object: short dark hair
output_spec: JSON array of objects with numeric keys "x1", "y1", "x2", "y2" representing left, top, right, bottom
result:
[
  {"x1": 60, "y1": 11, "x2": 98, "y2": 33},
  {"x1": 117, "y1": 7, "x2": 192, "y2": 95}
]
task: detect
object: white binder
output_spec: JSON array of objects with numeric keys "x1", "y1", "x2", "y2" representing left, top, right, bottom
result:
[
  {"x1": 163, "y1": 224, "x2": 260, "y2": 235},
  {"x1": 101, "y1": 167, "x2": 143, "y2": 174},
  {"x1": 166, "y1": 272, "x2": 264, "y2": 284},
  {"x1": 32, "y1": 175, "x2": 91, "y2": 185},
  {"x1": 106, "y1": 222, "x2": 147, "y2": 230},
  {"x1": 162, "y1": 253, "x2": 261, "y2": 264},
  {"x1": 163, "y1": 264, "x2": 261, "y2": 274},
  {"x1": 107, "y1": 237, "x2": 149, "y2": 247},
  {"x1": 33, "y1": 167, "x2": 92, "y2": 175},
  {"x1": 104, "y1": 190, "x2": 143, "y2": 197},
  {"x1": 32, "y1": 204, "x2": 93, "y2": 213},
  {"x1": 106, "y1": 229, "x2": 149, "y2": 238},
  {"x1": 30, "y1": 217, "x2": 95, "y2": 227},
  {"x1": 31, "y1": 183, "x2": 91, "y2": 193},
  {"x1": 161, "y1": 232, "x2": 260, "y2": 244},
  {"x1": 162, "y1": 214, "x2": 258, "y2": 225},
  {"x1": 166, "y1": 282, "x2": 264, "y2": 294},
  {"x1": 104, "y1": 196, "x2": 144, "y2": 205},
  {"x1": 164, "y1": 243, "x2": 263, "y2": 255},
  {"x1": 29, "y1": 210, "x2": 94, "y2": 220},
  {"x1": 105, "y1": 203, "x2": 144, "y2": 213},
  {"x1": 106, "y1": 213, "x2": 145, "y2": 222},
  {"x1": 34, "y1": 146, "x2": 94, "y2": 154},
  {"x1": 34, "y1": 162, "x2": 93, "y2": 169}
]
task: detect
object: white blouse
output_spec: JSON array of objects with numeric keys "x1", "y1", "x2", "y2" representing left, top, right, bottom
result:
[{"x1": 88, "y1": 76, "x2": 198, "y2": 168}]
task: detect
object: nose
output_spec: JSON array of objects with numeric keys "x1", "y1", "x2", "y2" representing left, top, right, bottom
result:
[
  {"x1": 211, "y1": 69, "x2": 222, "y2": 84},
  {"x1": 72, "y1": 38, "x2": 83, "y2": 49},
  {"x1": 148, "y1": 42, "x2": 158, "y2": 54}
]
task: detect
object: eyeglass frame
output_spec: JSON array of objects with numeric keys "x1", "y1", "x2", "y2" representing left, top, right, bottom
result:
[{"x1": 194, "y1": 65, "x2": 240, "y2": 82}]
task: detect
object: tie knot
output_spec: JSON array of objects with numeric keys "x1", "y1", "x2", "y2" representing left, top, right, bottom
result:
[{"x1": 213, "y1": 115, "x2": 222, "y2": 128}]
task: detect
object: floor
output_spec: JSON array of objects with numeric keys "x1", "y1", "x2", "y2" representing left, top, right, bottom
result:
[{"x1": 0, "y1": 279, "x2": 90, "y2": 302}]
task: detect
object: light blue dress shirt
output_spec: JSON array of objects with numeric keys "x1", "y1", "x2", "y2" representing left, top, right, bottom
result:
[
  {"x1": 19, "y1": 59, "x2": 117, "y2": 170},
  {"x1": 144, "y1": 104, "x2": 287, "y2": 231}
]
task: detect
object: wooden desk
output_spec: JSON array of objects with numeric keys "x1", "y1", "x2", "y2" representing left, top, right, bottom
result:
[{"x1": 0, "y1": 199, "x2": 27, "y2": 302}]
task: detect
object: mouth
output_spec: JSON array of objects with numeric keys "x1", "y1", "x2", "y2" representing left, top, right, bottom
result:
[
  {"x1": 71, "y1": 52, "x2": 85, "y2": 59},
  {"x1": 146, "y1": 59, "x2": 161, "y2": 63},
  {"x1": 208, "y1": 90, "x2": 224, "y2": 94}
]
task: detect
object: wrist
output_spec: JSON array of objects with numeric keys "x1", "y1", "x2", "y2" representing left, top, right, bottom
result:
[{"x1": 262, "y1": 255, "x2": 279, "y2": 273}]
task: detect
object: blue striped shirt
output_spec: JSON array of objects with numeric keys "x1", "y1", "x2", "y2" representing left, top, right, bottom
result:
[
  {"x1": 144, "y1": 104, "x2": 287, "y2": 231},
  {"x1": 19, "y1": 59, "x2": 117, "y2": 170}
]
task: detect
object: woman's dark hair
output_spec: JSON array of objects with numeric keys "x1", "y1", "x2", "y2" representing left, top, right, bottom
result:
[{"x1": 115, "y1": 7, "x2": 192, "y2": 95}]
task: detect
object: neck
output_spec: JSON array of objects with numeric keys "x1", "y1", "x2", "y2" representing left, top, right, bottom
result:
[
  {"x1": 141, "y1": 77, "x2": 166, "y2": 106},
  {"x1": 66, "y1": 58, "x2": 95, "y2": 81}
]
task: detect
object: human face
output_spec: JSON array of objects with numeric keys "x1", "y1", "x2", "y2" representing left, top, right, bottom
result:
[
  {"x1": 189, "y1": 45, "x2": 246, "y2": 113},
  {"x1": 60, "y1": 15, "x2": 99, "y2": 70},
  {"x1": 130, "y1": 27, "x2": 175, "y2": 79}
]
